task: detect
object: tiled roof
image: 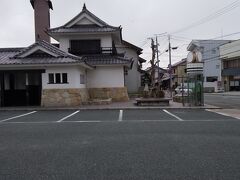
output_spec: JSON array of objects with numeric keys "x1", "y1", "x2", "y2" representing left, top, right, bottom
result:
[
  {"x1": 82, "y1": 54, "x2": 132, "y2": 66},
  {"x1": 0, "y1": 57, "x2": 79, "y2": 65},
  {"x1": 0, "y1": 49, "x2": 81, "y2": 65},
  {"x1": 122, "y1": 40, "x2": 143, "y2": 52},
  {"x1": 172, "y1": 58, "x2": 187, "y2": 67},
  {"x1": 12, "y1": 40, "x2": 82, "y2": 60},
  {"x1": 145, "y1": 66, "x2": 167, "y2": 73},
  {"x1": 48, "y1": 26, "x2": 119, "y2": 34},
  {"x1": 0, "y1": 42, "x2": 131, "y2": 67},
  {"x1": 139, "y1": 57, "x2": 147, "y2": 63},
  {"x1": 0, "y1": 48, "x2": 22, "y2": 65},
  {"x1": 64, "y1": 5, "x2": 117, "y2": 28},
  {"x1": 48, "y1": 5, "x2": 120, "y2": 35},
  {"x1": 0, "y1": 41, "x2": 91, "y2": 66}
]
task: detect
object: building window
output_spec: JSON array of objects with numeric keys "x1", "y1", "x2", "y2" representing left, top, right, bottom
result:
[
  {"x1": 69, "y1": 40, "x2": 101, "y2": 55},
  {"x1": 62, "y1": 73, "x2": 68, "y2": 84},
  {"x1": 55, "y1": 73, "x2": 61, "y2": 84},
  {"x1": 48, "y1": 73, "x2": 68, "y2": 84},
  {"x1": 216, "y1": 65, "x2": 220, "y2": 69},
  {"x1": 48, "y1": 73, "x2": 54, "y2": 84},
  {"x1": 80, "y1": 74, "x2": 85, "y2": 84},
  {"x1": 206, "y1": 76, "x2": 218, "y2": 82}
]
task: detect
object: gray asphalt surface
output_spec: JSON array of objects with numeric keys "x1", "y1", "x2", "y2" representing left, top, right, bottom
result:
[
  {"x1": 204, "y1": 94, "x2": 240, "y2": 109},
  {"x1": 0, "y1": 110, "x2": 240, "y2": 180}
]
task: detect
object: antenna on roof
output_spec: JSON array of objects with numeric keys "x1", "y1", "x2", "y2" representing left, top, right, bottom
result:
[{"x1": 83, "y1": 3, "x2": 86, "y2": 10}]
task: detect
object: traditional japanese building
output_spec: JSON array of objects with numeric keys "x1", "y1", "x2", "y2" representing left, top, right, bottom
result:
[{"x1": 0, "y1": 1, "x2": 145, "y2": 107}]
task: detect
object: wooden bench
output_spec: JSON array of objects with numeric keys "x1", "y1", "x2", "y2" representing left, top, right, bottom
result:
[{"x1": 135, "y1": 98, "x2": 171, "y2": 106}]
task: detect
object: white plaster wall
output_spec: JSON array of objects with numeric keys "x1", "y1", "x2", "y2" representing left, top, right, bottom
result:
[
  {"x1": 76, "y1": 17, "x2": 95, "y2": 25},
  {"x1": 220, "y1": 40, "x2": 240, "y2": 59},
  {"x1": 204, "y1": 60, "x2": 221, "y2": 81},
  {"x1": 42, "y1": 66, "x2": 86, "y2": 89},
  {"x1": 59, "y1": 34, "x2": 112, "y2": 52},
  {"x1": 204, "y1": 82, "x2": 218, "y2": 92},
  {"x1": 117, "y1": 47, "x2": 141, "y2": 93},
  {"x1": 87, "y1": 66, "x2": 124, "y2": 88},
  {"x1": 59, "y1": 38, "x2": 69, "y2": 53}
]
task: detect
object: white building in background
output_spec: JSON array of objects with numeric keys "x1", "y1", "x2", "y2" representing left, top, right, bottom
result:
[
  {"x1": 187, "y1": 40, "x2": 231, "y2": 92},
  {"x1": 220, "y1": 40, "x2": 240, "y2": 91},
  {"x1": 0, "y1": 1, "x2": 145, "y2": 107},
  {"x1": 116, "y1": 41, "x2": 146, "y2": 93}
]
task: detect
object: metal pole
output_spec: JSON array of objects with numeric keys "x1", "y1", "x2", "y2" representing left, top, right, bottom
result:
[
  {"x1": 168, "y1": 35, "x2": 172, "y2": 98},
  {"x1": 26, "y1": 73, "x2": 29, "y2": 106},
  {"x1": 181, "y1": 77, "x2": 185, "y2": 106}
]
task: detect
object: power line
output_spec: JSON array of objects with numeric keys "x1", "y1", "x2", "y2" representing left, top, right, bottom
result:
[
  {"x1": 203, "y1": 49, "x2": 240, "y2": 62},
  {"x1": 171, "y1": 31, "x2": 240, "y2": 57},
  {"x1": 171, "y1": 35, "x2": 192, "y2": 41},
  {"x1": 140, "y1": 39, "x2": 151, "y2": 48},
  {"x1": 212, "y1": 31, "x2": 240, "y2": 40},
  {"x1": 172, "y1": 0, "x2": 240, "y2": 34}
]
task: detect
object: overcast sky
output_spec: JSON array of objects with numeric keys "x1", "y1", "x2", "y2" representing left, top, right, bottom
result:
[{"x1": 1, "y1": 0, "x2": 240, "y2": 68}]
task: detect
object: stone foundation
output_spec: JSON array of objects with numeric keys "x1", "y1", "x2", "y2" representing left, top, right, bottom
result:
[
  {"x1": 88, "y1": 87, "x2": 129, "y2": 102},
  {"x1": 41, "y1": 88, "x2": 89, "y2": 107}
]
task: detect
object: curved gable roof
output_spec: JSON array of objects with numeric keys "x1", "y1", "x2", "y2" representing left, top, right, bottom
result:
[
  {"x1": 12, "y1": 40, "x2": 80, "y2": 59},
  {"x1": 50, "y1": 4, "x2": 119, "y2": 30},
  {"x1": 48, "y1": 4, "x2": 121, "y2": 37},
  {"x1": 0, "y1": 41, "x2": 92, "y2": 68}
]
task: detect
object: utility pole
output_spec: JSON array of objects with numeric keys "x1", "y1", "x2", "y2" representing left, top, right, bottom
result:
[
  {"x1": 155, "y1": 36, "x2": 160, "y2": 86},
  {"x1": 150, "y1": 38, "x2": 156, "y2": 87},
  {"x1": 168, "y1": 35, "x2": 173, "y2": 98},
  {"x1": 154, "y1": 32, "x2": 167, "y2": 88}
]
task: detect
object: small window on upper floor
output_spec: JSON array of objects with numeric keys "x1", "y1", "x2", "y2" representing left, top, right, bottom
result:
[{"x1": 69, "y1": 40, "x2": 101, "y2": 55}]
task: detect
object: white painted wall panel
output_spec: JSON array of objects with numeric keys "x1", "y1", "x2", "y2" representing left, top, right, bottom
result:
[
  {"x1": 220, "y1": 40, "x2": 240, "y2": 59},
  {"x1": 117, "y1": 47, "x2": 141, "y2": 93},
  {"x1": 87, "y1": 66, "x2": 124, "y2": 88},
  {"x1": 42, "y1": 66, "x2": 86, "y2": 89}
]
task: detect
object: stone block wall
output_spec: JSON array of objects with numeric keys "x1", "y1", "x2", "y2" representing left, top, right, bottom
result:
[
  {"x1": 41, "y1": 88, "x2": 89, "y2": 107},
  {"x1": 88, "y1": 87, "x2": 129, "y2": 102}
]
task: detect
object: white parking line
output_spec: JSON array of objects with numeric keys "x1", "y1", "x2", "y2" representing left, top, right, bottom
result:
[
  {"x1": 163, "y1": 109, "x2": 184, "y2": 121},
  {"x1": 206, "y1": 109, "x2": 240, "y2": 120},
  {"x1": 1, "y1": 119, "x2": 239, "y2": 125},
  {"x1": 118, "y1": 110, "x2": 123, "y2": 122},
  {"x1": 0, "y1": 121, "x2": 102, "y2": 124},
  {"x1": 62, "y1": 121, "x2": 102, "y2": 123},
  {"x1": 57, "y1": 110, "x2": 80, "y2": 122},
  {"x1": 0, "y1": 111, "x2": 37, "y2": 123}
]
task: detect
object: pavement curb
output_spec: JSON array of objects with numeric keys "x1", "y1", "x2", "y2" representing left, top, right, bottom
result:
[
  {"x1": 0, "y1": 105, "x2": 222, "y2": 111},
  {"x1": 205, "y1": 93, "x2": 240, "y2": 97}
]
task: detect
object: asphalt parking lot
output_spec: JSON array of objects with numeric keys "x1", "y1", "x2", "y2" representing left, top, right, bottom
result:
[
  {"x1": 0, "y1": 109, "x2": 238, "y2": 123},
  {"x1": 0, "y1": 109, "x2": 240, "y2": 180}
]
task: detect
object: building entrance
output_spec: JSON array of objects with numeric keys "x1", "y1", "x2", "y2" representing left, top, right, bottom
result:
[{"x1": 0, "y1": 70, "x2": 44, "y2": 107}]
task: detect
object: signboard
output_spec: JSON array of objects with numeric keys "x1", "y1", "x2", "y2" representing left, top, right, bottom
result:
[{"x1": 187, "y1": 63, "x2": 204, "y2": 74}]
